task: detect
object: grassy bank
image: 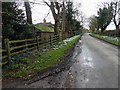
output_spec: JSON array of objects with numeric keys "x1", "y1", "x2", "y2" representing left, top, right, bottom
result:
[
  {"x1": 3, "y1": 35, "x2": 80, "y2": 79},
  {"x1": 90, "y1": 33, "x2": 120, "y2": 46}
]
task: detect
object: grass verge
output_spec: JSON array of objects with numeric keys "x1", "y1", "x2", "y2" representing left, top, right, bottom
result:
[
  {"x1": 90, "y1": 33, "x2": 120, "y2": 46},
  {"x1": 3, "y1": 35, "x2": 80, "y2": 79}
]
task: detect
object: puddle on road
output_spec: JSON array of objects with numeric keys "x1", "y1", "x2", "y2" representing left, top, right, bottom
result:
[
  {"x1": 82, "y1": 52, "x2": 94, "y2": 68},
  {"x1": 85, "y1": 78, "x2": 89, "y2": 82},
  {"x1": 87, "y1": 57, "x2": 92, "y2": 62},
  {"x1": 79, "y1": 40, "x2": 81, "y2": 43},
  {"x1": 79, "y1": 44, "x2": 94, "y2": 68},
  {"x1": 83, "y1": 62, "x2": 94, "y2": 68}
]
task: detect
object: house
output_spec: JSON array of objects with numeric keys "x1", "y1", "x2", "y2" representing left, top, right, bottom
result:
[{"x1": 34, "y1": 19, "x2": 54, "y2": 39}]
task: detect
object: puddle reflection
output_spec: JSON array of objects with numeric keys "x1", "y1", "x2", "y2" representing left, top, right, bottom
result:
[
  {"x1": 85, "y1": 78, "x2": 89, "y2": 82},
  {"x1": 83, "y1": 62, "x2": 94, "y2": 68}
]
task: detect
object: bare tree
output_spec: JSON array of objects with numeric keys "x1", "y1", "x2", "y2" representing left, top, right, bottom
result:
[
  {"x1": 61, "y1": 2, "x2": 66, "y2": 35},
  {"x1": 77, "y1": 11, "x2": 86, "y2": 27},
  {"x1": 111, "y1": 1, "x2": 120, "y2": 30},
  {"x1": 43, "y1": 1, "x2": 63, "y2": 35}
]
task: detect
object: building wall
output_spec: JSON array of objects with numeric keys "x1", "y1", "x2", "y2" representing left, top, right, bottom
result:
[{"x1": 36, "y1": 32, "x2": 54, "y2": 40}]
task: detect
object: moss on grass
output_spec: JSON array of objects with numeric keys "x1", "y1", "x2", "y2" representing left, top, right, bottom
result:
[{"x1": 34, "y1": 24, "x2": 54, "y2": 32}]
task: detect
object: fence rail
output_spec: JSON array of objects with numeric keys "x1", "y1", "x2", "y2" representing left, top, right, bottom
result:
[{"x1": 1, "y1": 35, "x2": 61, "y2": 65}]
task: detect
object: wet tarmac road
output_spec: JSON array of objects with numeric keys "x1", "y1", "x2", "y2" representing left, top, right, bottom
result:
[
  {"x1": 17, "y1": 33, "x2": 118, "y2": 88},
  {"x1": 70, "y1": 33, "x2": 118, "y2": 88}
]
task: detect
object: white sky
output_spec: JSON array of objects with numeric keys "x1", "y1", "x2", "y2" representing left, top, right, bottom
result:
[{"x1": 30, "y1": 0, "x2": 116, "y2": 30}]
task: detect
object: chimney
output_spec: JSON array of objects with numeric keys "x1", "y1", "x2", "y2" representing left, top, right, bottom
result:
[{"x1": 43, "y1": 18, "x2": 46, "y2": 24}]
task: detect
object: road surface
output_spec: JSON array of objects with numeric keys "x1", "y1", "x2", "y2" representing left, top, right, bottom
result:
[
  {"x1": 69, "y1": 33, "x2": 118, "y2": 88},
  {"x1": 17, "y1": 33, "x2": 118, "y2": 88}
]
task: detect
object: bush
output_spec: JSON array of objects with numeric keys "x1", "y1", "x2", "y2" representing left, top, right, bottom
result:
[
  {"x1": 94, "y1": 30, "x2": 120, "y2": 37},
  {"x1": 19, "y1": 24, "x2": 36, "y2": 39},
  {"x1": 20, "y1": 58, "x2": 29, "y2": 64},
  {"x1": 10, "y1": 64, "x2": 23, "y2": 70}
]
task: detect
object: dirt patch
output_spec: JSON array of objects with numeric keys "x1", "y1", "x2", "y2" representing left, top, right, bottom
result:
[{"x1": 64, "y1": 67, "x2": 74, "y2": 88}]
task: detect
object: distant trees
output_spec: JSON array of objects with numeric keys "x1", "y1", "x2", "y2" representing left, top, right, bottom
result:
[
  {"x1": 88, "y1": 15, "x2": 98, "y2": 33},
  {"x1": 61, "y1": 1, "x2": 83, "y2": 35},
  {"x1": 97, "y1": 3, "x2": 113, "y2": 32},
  {"x1": 44, "y1": 1, "x2": 83, "y2": 36},
  {"x1": 89, "y1": 1, "x2": 119, "y2": 33},
  {"x1": 2, "y1": 1, "x2": 83, "y2": 40}
]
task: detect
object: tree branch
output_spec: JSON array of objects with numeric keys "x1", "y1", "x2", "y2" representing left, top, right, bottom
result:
[{"x1": 43, "y1": 0, "x2": 50, "y2": 7}]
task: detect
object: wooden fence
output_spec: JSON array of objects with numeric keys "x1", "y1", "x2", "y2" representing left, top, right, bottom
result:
[{"x1": 0, "y1": 35, "x2": 60, "y2": 65}]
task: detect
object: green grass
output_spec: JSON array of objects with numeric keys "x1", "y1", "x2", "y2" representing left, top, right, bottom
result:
[
  {"x1": 90, "y1": 33, "x2": 120, "y2": 46},
  {"x1": 34, "y1": 24, "x2": 54, "y2": 32},
  {"x1": 34, "y1": 35, "x2": 80, "y2": 71},
  {"x1": 3, "y1": 35, "x2": 80, "y2": 79}
]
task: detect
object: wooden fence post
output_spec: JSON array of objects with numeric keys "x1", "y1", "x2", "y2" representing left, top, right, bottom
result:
[
  {"x1": 25, "y1": 41, "x2": 28, "y2": 53},
  {"x1": 49, "y1": 36, "x2": 52, "y2": 48},
  {"x1": 4, "y1": 39, "x2": 10, "y2": 64},
  {"x1": 62, "y1": 35, "x2": 63, "y2": 40},
  {"x1": 44, "y1": 37, "x2": 47, "y2": 49},
  {"x1": 53, "y1": 36, "x2": 55, "y2": 47},
  {"x1": 62, "y1": 35, "x2": 64, "y2": 40},
  {"x1": 59, "y1": 34, "x2": 62, "y2": 42},
  {"x1": 36, "y1": 36, "x2": 40, "y2": 51},
  {"x1": 57, "y1": 35, "x2": 59, "y2": 44},
  {"x1": 55, "y1": 35, "x2": 57, "y2": 45}
]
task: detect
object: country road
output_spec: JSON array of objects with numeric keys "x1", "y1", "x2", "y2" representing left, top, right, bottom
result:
[
  {"x1": 15, "y1": 33, "x2": 118, "y2": 88},
  {"x1": 69, "y1": 33, "x2": 118, "y2": 88}
]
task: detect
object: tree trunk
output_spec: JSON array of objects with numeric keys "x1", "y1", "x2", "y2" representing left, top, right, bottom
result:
[
  {"x1": 101, "y1": 25, "x2": 107, "y2": 32},
  {"x1": 62, "y1": 2, "x2": 66, "y2": 35},
  {"x1": 116, "y1": 25, "x2": 119, "y2": 31},
  {"x1": 101, "y1": 29, "x2": 104, "y2": 32},
  {"x1": 24, "y1": 1, "x2": 32, "y2": 24},
  {"x1": 115, "y1": 25, "x2": 120, "y2": 37},
  {"x1": 54, "y1": 18, "x2": 59, "y2": 35},
  {"x1": 44, "y1": 2, "x2": 61, "y2": 35},
  {"x1": 101, "y1": 27, "x2": 105, "y2": 32}
]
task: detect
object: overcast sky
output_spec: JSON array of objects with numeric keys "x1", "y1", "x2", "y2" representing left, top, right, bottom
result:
[{"x1": 30, "y1": 0, "x2": 116, "y2": 30}]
